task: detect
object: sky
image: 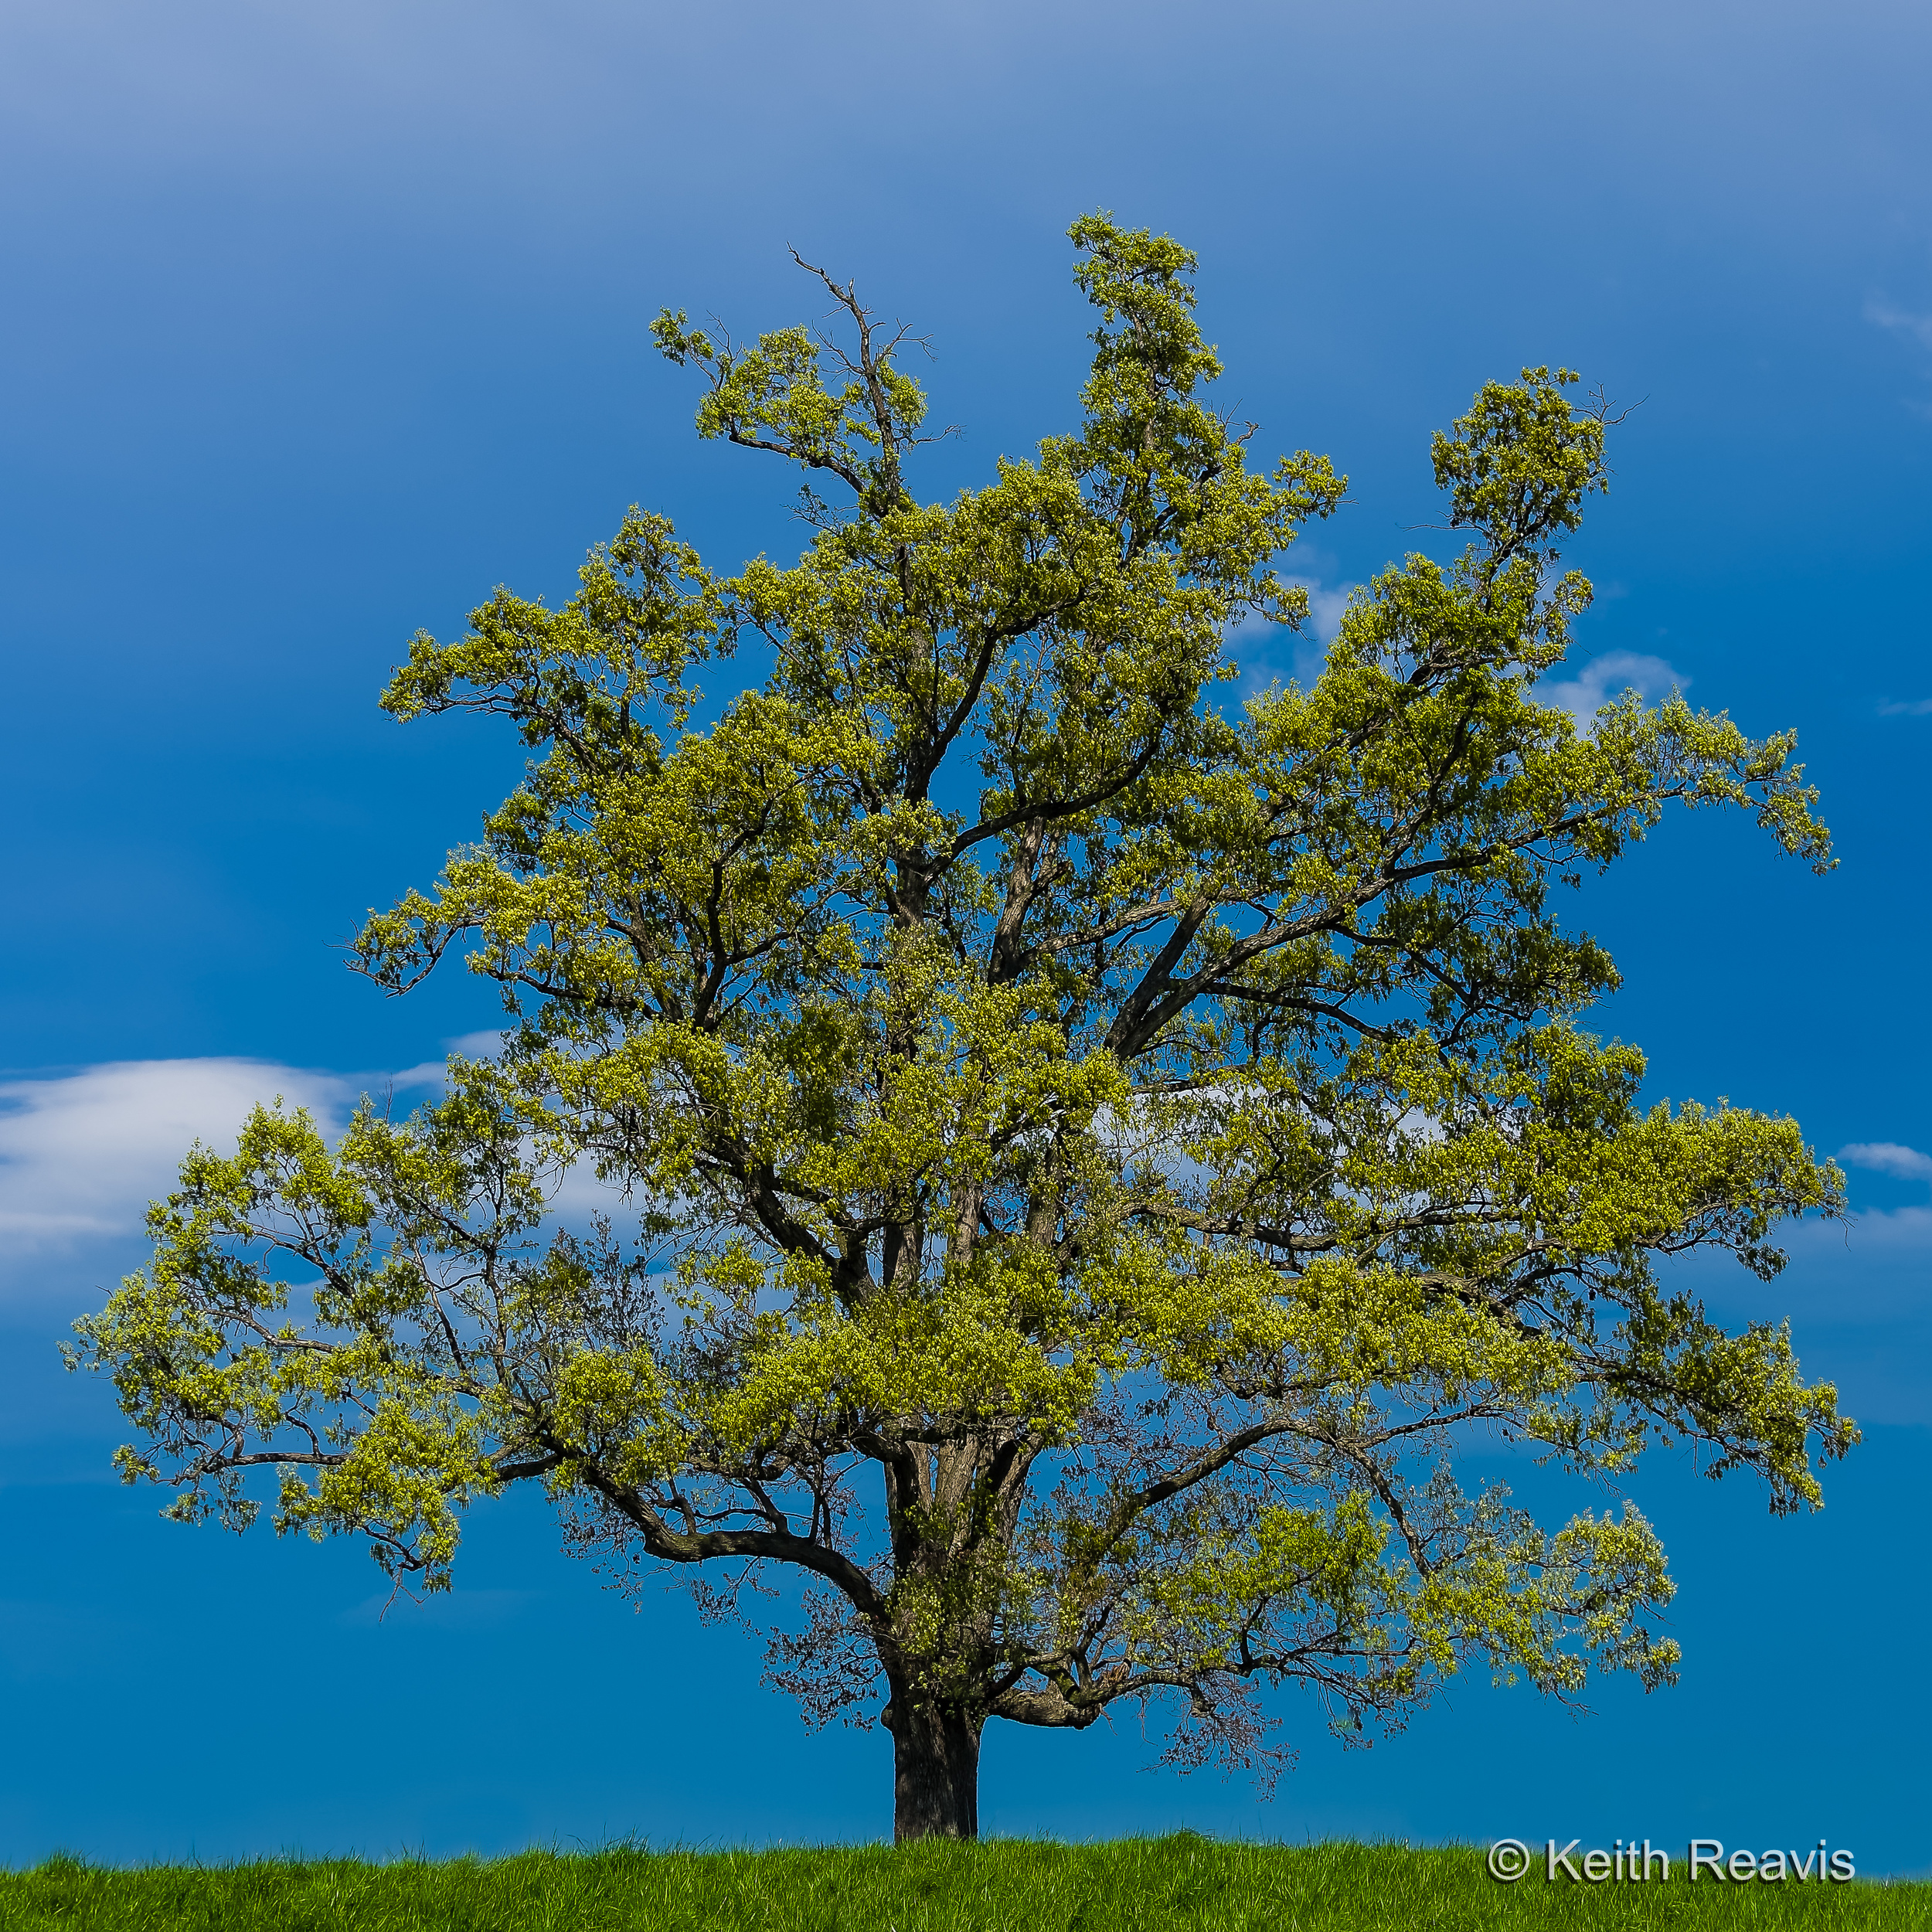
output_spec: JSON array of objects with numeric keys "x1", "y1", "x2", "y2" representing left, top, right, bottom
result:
[{"x1": 2, "y1": 0, "x2": 1930, "y2": 1876}]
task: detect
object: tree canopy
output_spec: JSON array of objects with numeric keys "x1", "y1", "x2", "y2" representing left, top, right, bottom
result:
[{"x1": 76, "y1": 216, "x2": 1853, "y2": 1842}]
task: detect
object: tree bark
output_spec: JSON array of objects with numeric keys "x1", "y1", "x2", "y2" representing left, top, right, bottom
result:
[{"x1": 889, "y1": 1693, "x2": 981, "y2": 1842}]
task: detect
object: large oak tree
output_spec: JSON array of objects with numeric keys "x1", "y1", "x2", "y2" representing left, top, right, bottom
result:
[{"x1": 78, "y1": 217, "x2": 1852, "y2": 1842}]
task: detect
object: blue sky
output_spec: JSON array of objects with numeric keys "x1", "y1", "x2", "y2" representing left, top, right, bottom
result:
[{"x1": 3, "y1": 0, "x2": 1930, "y2": 1874}]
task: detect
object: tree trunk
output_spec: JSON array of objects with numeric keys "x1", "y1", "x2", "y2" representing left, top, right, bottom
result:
[{"x1": 889, "y1": 1695, "x2": 981, "y2": 1842}]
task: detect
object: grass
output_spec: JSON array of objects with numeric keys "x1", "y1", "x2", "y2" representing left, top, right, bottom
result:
[{"x1": 2, "y1": 1837, "x2": 1927, "y2": 1930}]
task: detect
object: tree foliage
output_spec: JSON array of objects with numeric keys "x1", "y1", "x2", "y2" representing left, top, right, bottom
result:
[{"x1": 75, "y1": 217, "x2": 1853, "y2": 1840}]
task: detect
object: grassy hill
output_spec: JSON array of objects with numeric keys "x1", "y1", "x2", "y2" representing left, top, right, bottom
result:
[{"x1": 2, "y1": 1836, "x2": 1926, "y2": 1930}]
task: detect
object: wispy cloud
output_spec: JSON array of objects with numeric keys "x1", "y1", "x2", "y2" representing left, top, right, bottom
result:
[
  {"x1": 1538, "y1": 651, "x2": 1687, "y2": 726},
  {"x1": 1832, "y1": 1206, "x2": 1932, "y2": 1252},
  {"x1": 1865, "y1": 298, "x2": 1932, "y2": 351},
  {"x1": 339, "y1": 1586, "x2": 540, "y2": 1629},
  {"x1": 1838, "y1": 1141, "x2": 1932, "y2": 1183},
  {"x1": 446, "y1": 1031, "x2": 509, "y2": 1058},
  {"x1": 1282, "y1": 575, "x2": 1359, "y2": 646},
  {"x1": 0, "y1": 1056, "x2": 457, "y2": 1266},
  {"x1": 0, "y1": 1054, "x2": 638, "y2": 1302},
  {"x1": 1876, "y1": 697, "x2": 1932, "y2": 717},
  {"x1": 1226, "y1": 573, "x2": 1363, "y2": 702}
]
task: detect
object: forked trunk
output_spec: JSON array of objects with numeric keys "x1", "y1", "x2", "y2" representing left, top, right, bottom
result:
[{"x1": 890, "y1": 1695, "x2": 981, "y2": 1842}]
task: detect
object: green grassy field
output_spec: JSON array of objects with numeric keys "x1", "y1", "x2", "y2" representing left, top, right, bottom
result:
[{"x1": 2, "y1": 1838, "x2": 1927, "y2": 1930}]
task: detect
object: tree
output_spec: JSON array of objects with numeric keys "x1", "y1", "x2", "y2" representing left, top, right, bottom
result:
[{"x1": 76, "y1": 216, "x2": 1854, "y2": 1844}]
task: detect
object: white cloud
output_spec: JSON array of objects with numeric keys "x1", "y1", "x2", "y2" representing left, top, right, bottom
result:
[
  {"x1": 1838, "y1": 1141, "x2": 1932, "y2": 1183},
  {"x1": 445, "y1": 1030, "x2": 510, "y2": 1059},
  {"x1": 1865, "y1": 298, "x2": 1932, "y2": 352},
  {"x1": 0, "y1": 1060, "x2": 358, "y2": 1253},
  {"x1": 1538, "y1": 650, "x2": 1687, "y2": 726},
  {"x1": 0, "y1": 1054, "x2": 643, "y2": 1303},
  {"x1": 1666, "y1": 1213, "x2": 1932, "y2": 1338},
  {"x1": 1876, "y1": 697, "x2": 1932, "y2": 717},
  {"x1": 1282, "y1": 575, "x2": 1359, "y2": 646},
  {"x1": 1225, "y1": 575, "x2": 1362, "y2": 704},
  {"x1": 1834, "y1": 1205, "x2": 1932, "y2": 1251}
]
